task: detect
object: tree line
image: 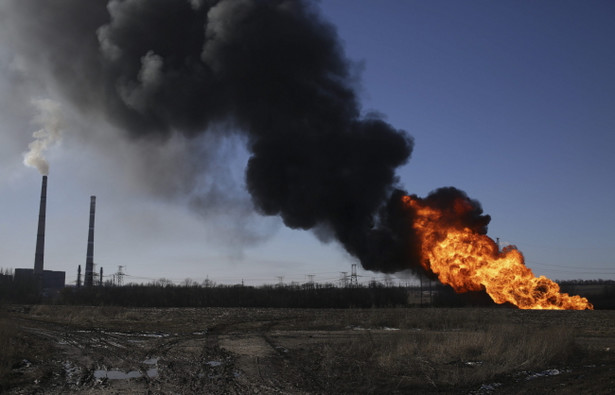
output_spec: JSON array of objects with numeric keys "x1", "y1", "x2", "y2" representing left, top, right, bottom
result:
[{"x1": 1, "y1": 269, "x2": 613, "y2": 308}]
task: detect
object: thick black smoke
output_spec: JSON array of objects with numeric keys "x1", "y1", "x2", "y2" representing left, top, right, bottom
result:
[
  {"x1": 3, "y1": 0, "x2": 486, "y2": 274},
  {"x1": 418, "y1": 186, "x2": 491, "y2": 235}
]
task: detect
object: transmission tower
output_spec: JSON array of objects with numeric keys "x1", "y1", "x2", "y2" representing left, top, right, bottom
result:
[
  {"x1": 306, "y1": 274, "x2": 315, "y2": 289},
  {"x1": 115, "y1": 265, "x2": 125, "y2": 286},
  {"x1": 350, "y1": 264, "x2": 358, "y2": 287},
  {"x1": 340, "y1": 272, "x2": 348, "y2": 288}
]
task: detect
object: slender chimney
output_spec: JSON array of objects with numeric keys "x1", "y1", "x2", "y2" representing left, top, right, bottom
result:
[
  {"x1": 77, "y1": 264, "x2": 81, "y2": 288},
  {"x1": 33, "y1": 175, "x2": 47, "y2": 276},
  {"x1": 84, "y1": 196, "x2": 96, "y2": 287}
]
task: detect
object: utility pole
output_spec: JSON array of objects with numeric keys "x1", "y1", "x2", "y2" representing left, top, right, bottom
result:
[{"x1": 77, "y1": 265, "x2": 82, "y2": 288}]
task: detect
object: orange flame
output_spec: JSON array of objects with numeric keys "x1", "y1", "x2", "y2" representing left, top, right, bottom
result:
[{"x1": 402, "y1": 195, "x2": 592, "y2": 310}]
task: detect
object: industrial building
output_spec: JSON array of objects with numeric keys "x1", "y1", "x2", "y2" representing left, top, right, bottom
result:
[{"x1": 14, "y1": 268, "x2": 66, "y2": 289}]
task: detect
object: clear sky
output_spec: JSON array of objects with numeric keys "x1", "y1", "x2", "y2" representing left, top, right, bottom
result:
[{"x1": 0, "y1": 1, "x2": 613, "y2": 286}]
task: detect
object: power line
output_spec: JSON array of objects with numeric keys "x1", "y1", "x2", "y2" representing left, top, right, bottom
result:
[{"x1": 527, "y1": 260, "x2": 615, "y2": 274}]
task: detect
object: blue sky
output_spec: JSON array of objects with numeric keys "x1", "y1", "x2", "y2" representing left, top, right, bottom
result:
[{"x1": 1, "y1": 1, "x2": 613, "y2": 286}]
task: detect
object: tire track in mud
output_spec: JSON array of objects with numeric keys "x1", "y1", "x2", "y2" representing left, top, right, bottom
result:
[
  {"x1": 216, "y1": 317, "x2": 322, "y2": 394},
  {"x1": 13, "y1": 315, "x2": 231, "y2": 393},
  {"x1": 15, "y1": 316, "x2": 163, "y2": 392},
  {"x1": 143, "y1": 328, "x2": 241, "y2": 393},
  {"x1": 11, "y1": 313, "x2": 304, "y2": 394},
  {"x1": 11, "y1": 311, "x2": 323, "y2": 394}
]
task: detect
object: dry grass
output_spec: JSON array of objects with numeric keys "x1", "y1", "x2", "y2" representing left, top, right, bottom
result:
[
  {"x1": 0, "y1": 308, "x2": 22, "y2": 389},
  {"x1": 3, "y1": 305, "x2": 611, "y2": 393},
  {"x1": 23, "y1": 305, "x2": 513, "y2": 333},
  {"x1": 300, "y1": 307, "x2": 510, "y2": 333},
  {"x1": 307, "y1": 322, "x2": 577, "y2": 392},
  {"x1": 27, "y1": 305, "x2": 180, "y2": 330}
]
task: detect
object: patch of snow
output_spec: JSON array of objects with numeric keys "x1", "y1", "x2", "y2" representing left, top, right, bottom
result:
[
  {"x1": 94, "y1": 369, "x2": 142, "y2": 380},
  {"x1": 525, "y1": 368, "x2": 568, "y2": 381},
  {"x1": 139, "y1": 332, "x2": 170, "y2": 338},
  {"x1": 478, "y1": 382, "x2": 502, "y2": 393},
  {"x1": 101, "y1": 330, "x2": 129, "y2": 336},
  {"x1": 207, "y1": 361, "x2": 223, "y2": 367},
  {"x1": 63, "y1": 361, "x2": 80, "y2": 382}
]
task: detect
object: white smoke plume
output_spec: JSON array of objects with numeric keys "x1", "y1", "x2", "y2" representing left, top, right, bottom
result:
[{"x1": 23, "y1": 98, "x2": 64, "y2": 175}]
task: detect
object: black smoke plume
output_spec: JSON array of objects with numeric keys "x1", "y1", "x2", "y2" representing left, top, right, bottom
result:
[{"x1": 3, "y1": 0, "x2": 489, "y2": 275}]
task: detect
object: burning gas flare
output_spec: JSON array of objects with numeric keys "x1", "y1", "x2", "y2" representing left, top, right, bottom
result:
[{"x1": 402, "y1": 195, "x2": 592, "y2": 310}]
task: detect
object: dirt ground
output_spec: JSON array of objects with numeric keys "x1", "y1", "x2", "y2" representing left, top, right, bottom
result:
[{"x1": 2, "y1": 306, "x2": 614, "y2": 394}]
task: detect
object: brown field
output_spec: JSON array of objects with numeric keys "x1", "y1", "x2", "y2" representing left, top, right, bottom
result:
[{"x1": 1, "y1": 305, "x2": 614, "y2": 394}]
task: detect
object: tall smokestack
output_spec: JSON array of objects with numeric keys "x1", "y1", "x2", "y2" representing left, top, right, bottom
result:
[
  {"x1": 77, "y1": 264, "x2": 81, "y2": 288},
  {"x1": 33, "y1": 175, "x2": 47, "y2": 276},
  {"x1": 84, "y1": 195, "x2": 96, "y2": 287}
]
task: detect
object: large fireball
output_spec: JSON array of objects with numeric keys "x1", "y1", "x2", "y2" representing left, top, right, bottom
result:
[{"x1": 402, "y1": 195, "x2": 592, "y2": 310}]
